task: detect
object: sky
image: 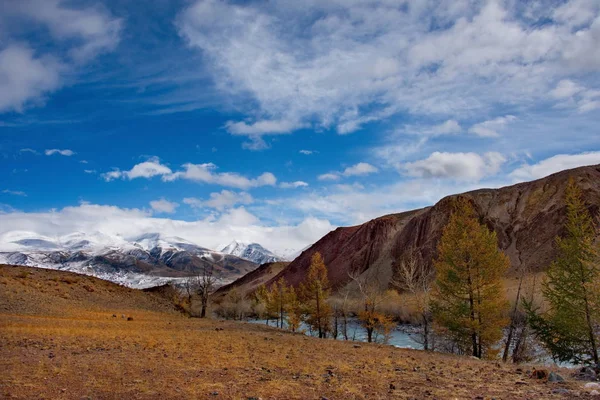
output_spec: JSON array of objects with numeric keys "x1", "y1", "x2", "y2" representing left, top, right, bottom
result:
[{"x1": 1, "y1": 0, "x2": 599, "y2": 255}]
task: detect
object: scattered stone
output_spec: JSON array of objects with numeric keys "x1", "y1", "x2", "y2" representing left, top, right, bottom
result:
[
  {"x1": 353, "y1": 344, "x2": 361, "y2": 348},
  {"x1": 592, "y1": 390, "x2": 600, "y2": 396},
  {"x1": 389, "y1": 383, "x2": 396, "y2": 390},
  {"x1": 575, "y1": 367, "x2": 597, "y2": 381},
  {"x1": 551, "y1": 388, "x2": 570, "y2": 395},
  {"x1": 585, "y1": 382, "x2": 600, "y2": 390},
  {"x1": 112, "y1": 314, "x2": 117, "y2": 318},
  {"x1": 210, "y1": 391, "x2": 219, "y2": 396},
  {"x1": 548, "y1": 372, "x2": 565, "y2": 383},
  {"x1": 515, "y1": 381, "x2": 527, "y2": 386}
]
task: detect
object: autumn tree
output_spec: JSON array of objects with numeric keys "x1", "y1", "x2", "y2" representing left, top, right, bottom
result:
[
  {"x1": 285, "y1": 286, "x2": 303, "y2": 332},
  {"x1": 300, "y1": 252, "x2": 332, "y2": 338},
  {"x1": 526, "y1": 179, "x2": 600, "y2": 365},
  {"x1": 431, "y1": 198, "x2": 510, "y2": 359},
  {"x1": 392, "y1": 249, "x2": 435, "y2": 350},
  {"x1": 268, "y1": 278, "x2": 288, "y2": 329},
  {"x1": 253, "y1": 284, "x2": 272, "y2": 324},
  {"x1": 349, "y1": 268, "x2": 395, "y2": 343}
]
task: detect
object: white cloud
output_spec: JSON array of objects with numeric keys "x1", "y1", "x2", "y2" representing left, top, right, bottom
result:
[
  {"x1": 83, "y1": 169, "x2": 96, "y2": 174},
  {"x1": 510, "y1": 151, "x2": 600, "y2": 182},
  {"x1": 279, "y1": 181, "x2": 309, "y2": 189},
  {"x1": 7, "y1": 0, "x2": 123, "y2": 63},
  {"x1": 167, "y1": 163, "x2": 277, "y2": 189},
  {"x1": 0, "y1": 203, "x2": 334, "y2": 256},
  {"x1": 550, "y1": 79, "x2": 584, "y2": 99},
  {"x1": 225, "y1": 119, "x2": 300, "y2": 136},
  {"x1": 45, "y1": 148, "x2": 75, "y2": 156},
  {"x1": 103, "y1": 158, "x2": 278, "y2": 190},
  {"x1": 183, "y1": 190, "x2": 253, "y2": 211},
  {"x1": 318, "y1": 173, "x2": 341, "y2": 181},
  {"x1": 2, "y1": 190, "x2": 27, "y2": 197},
  {"x1": 102, "y1": 158, "x2": 172, "y2": 181},
  {"x1": 343, "y1": 162, "x2": 378, "y2": 177},
  {"x1": 0, "y1": 45, "x2": 63, "y2": 113},
  {"x1": 0, "y1": 1, "x2": 122, "y2": 113},
  {"x1": 149, "y1": 198, "x2": 179, "y2": 214},
  {"x1": 468, "y1": 116, "x2": 517, "y2": 138},
  {"x1": 19, "y1": 148, "x2": 39, "y2": 155},
  {"x1": 299, "y1": 150, "x2": 314, "y2": 155},
  {"x1": 402, "y1": 120, "x2": 462, "y2": 137},
  {"x1": 403, "y1": 151, "x2": 506, "y2": 181},
  {"x1": 176, "y1": 0, "x2": 600, "y2": 139},
  {"x1": 318, "y1": 162, "x2": 378, "y2": 181}
]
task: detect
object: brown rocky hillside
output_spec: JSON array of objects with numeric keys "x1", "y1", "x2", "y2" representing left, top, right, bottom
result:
[{"x1": 228, "y1": 164, "x2": 600, "y2": 295}]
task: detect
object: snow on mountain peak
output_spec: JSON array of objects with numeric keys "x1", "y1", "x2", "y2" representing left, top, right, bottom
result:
[{"x1": 221, "y1": 240, "x2": 284, "y2": 264}]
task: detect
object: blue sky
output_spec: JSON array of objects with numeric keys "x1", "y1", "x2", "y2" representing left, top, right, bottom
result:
[{"x1": 0, "y1": 0, "x2": 599, "y2": 254}]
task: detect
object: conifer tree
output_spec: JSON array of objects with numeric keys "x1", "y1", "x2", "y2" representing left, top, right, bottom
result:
[
  {"x1": 269, "y1": 278, "x2": 288, "y2": 329},
  {"x1": 285, "y1": 286, "x2": 303, "y2": 332},
  {"x1": 431, "y1": 197, "x2": 510, "y2": 358},
  {"x1": 527, "y1": 179, "x2": 600, "y2": 365},
  {"x1": 300, "y1": 252, "x2": 332, "y2": 338}
]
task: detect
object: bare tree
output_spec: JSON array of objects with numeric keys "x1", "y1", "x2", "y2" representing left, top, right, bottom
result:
[
  {"x1": 391, "y1": 250, "x2": 435, "y2": 351},
  {"x1": 349, "y1": 269, "x2": 394, "y2": 343},
  {"x1": 195, "y1": 265, "x2": 218, "y2": 318}
]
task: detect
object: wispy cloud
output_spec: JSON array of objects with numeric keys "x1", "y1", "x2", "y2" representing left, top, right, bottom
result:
[
  {"x1": 45, "y1": 149, "x2": 75, "y2": 156},
  {"x1": 2, "y1": 189, "x2": 27, "y2": 197}
]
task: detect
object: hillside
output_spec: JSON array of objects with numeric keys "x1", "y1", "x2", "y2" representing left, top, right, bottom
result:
[
  {"x1": 213, "y1": 261, "x2": 290, "y2": 300},
  {"x1": 0, "y1": 265, "x2": 583, "y2": 399},
  {"x1": 223, "y1": 164, "x2": 600, "y2": 295}
]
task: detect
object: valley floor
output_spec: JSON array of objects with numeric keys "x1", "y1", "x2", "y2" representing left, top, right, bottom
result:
[{"x1": 0, "y1": 265, "x2": 590, "y2": 399}]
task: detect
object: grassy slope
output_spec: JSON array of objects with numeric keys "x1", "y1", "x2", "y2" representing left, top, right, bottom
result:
[{"x1": 0, "y1": 265, "x2": 582, "y2": 399}]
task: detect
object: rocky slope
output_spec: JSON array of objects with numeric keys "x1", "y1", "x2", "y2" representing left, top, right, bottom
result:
[
  {"x1": 227, "y1": 164, "x2": 600, "y2": 295},
  {"x1": 221, "y1": 240, "x2": 284, "y2": 264}
]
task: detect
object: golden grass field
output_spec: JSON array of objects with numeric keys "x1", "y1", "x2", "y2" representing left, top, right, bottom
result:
[{"x1": 0, "y1": 265, "x2": 591, "y2": 399}]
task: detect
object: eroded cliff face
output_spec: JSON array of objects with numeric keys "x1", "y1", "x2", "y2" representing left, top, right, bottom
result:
[{"x1": 231, "y1": 165, "x2": 600, "y2": 295}]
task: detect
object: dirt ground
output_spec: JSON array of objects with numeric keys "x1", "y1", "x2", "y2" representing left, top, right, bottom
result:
[{"x1": 0, "y1": 265, "x2": 593, "y2": 399}]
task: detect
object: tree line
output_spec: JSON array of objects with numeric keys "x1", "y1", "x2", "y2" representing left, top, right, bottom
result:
[{"x1": 183, "y1": 178, "x2": 600, "y2": 365}]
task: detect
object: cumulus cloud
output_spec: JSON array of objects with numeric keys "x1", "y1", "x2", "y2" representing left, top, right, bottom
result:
[
  {"x1": 0, "y1": 203, "x2": 334, "y2": 255},
  {"x1": 176, "y1": 0, "x2": 600, "y2": 141},
  {"x1": 102, "y1": 158, "x2": 172, "y2": 181},
  {"x1": 468, "y1": 116, "x2": 517, "y2": 138},
  {"x1": 510, "y1": 151, "x2": 600, "y2": 182},
  {"x1": 403, "y1": 152, "x2": 506, "y2": 181},
  {"x1": 149, "y1": 198, "x2": 179, "y2": 214},
  {"x1": 343, "y1": 162, "x2": 378, "y2": 177},
  {"x1": 184, "y1": 190, "x2": 253, "y2": 211},
  {"x1": 45, "y1": 148, "x2": 75, "y2": 156}
]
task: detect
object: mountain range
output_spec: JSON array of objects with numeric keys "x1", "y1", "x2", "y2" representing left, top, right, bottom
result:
[
  {"x1": 0, "y1": 232, "x2": 281, "y2": 288},
  {"x1": 218, "y1": 164, "x2": 600, "y2": 297}
]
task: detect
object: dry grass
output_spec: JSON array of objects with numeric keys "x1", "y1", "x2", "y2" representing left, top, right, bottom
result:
[{"x1": 0, "y1": 265, "x2": 587, "y2": 399}]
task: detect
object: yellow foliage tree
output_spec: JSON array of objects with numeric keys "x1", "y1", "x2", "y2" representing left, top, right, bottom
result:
[
  {"x1": 300, "y1": 252, "x2": 332, "y2": 338},
  {"x1": 431, "y1": 197, "x2": 510, "y2": 359}
]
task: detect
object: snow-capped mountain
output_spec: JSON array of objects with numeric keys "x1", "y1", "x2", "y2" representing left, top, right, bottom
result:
[
  {"x1": 221, "y1": 240, "x2": 284, "y2": 264},
  {"x1": 0, "y1": 231, "x2": 259, "y2": 289}
]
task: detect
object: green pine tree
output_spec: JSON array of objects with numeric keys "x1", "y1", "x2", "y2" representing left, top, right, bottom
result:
[
  {"x1": 431, "y1": 197, "x2": 510, "y2": 359},
  {"x1": 526, "y1": 178, "x2": 600, "y2": 365}
]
